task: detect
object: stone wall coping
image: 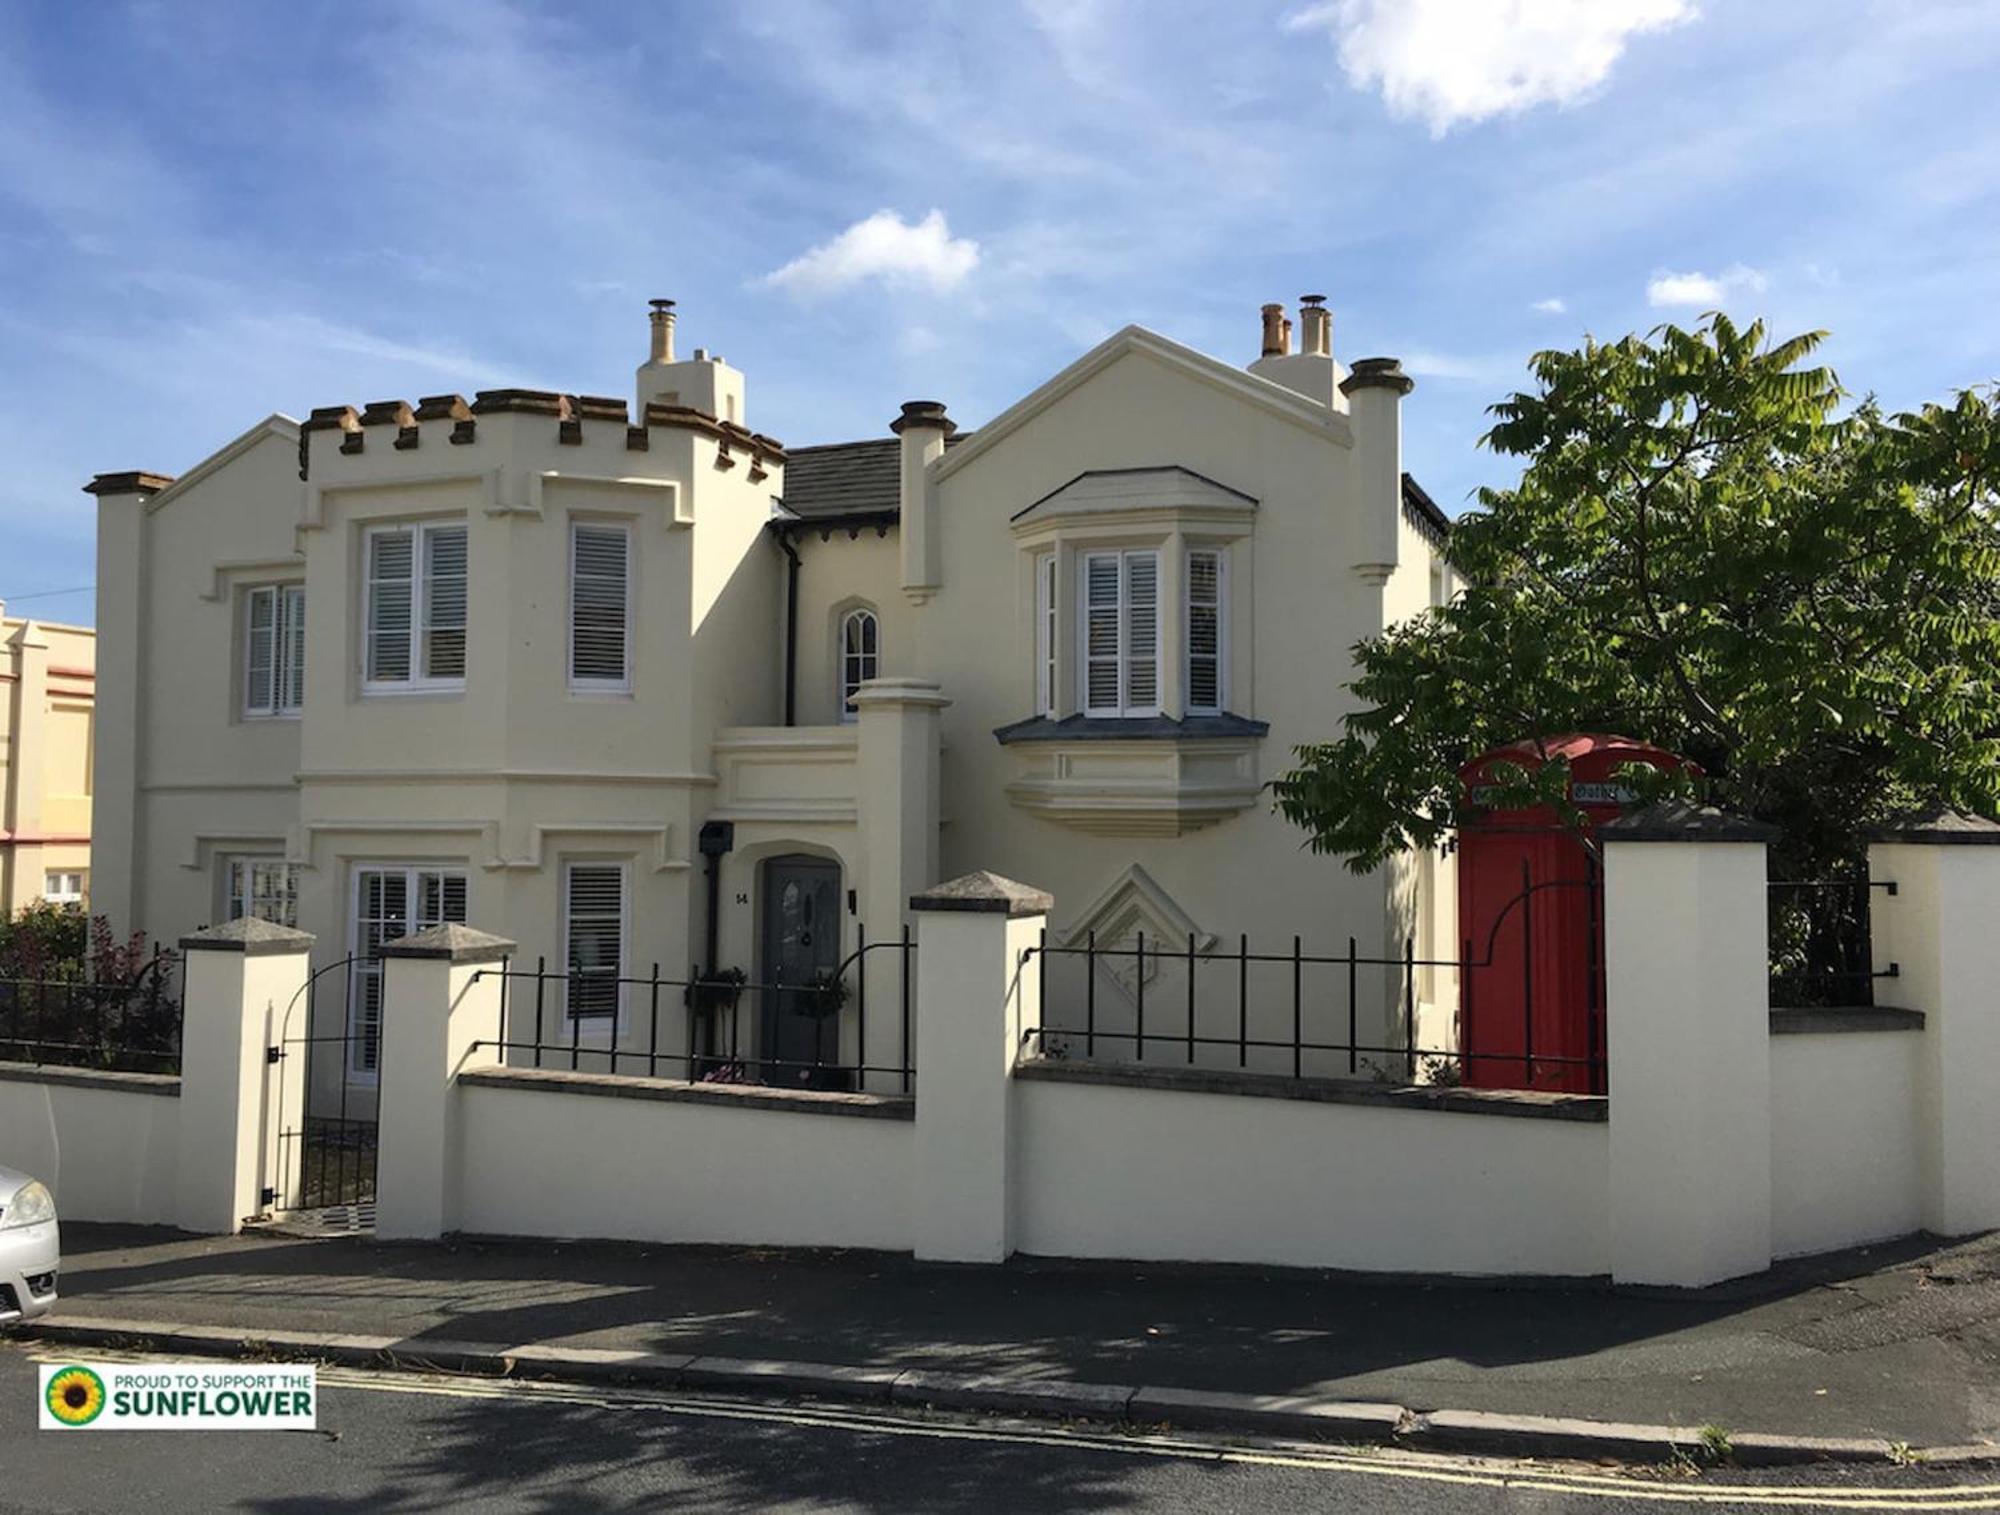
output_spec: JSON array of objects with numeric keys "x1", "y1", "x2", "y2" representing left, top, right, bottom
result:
[
  {"x1": 380, "y1": 923, "x2": 518, "y2": 962},
  {"x1": 1600, "y1": 800, "x2": 1779, "y2": 843},
  {"x1": 179, "y1": 917, "x2": 316, "y2": 955},
  {"x1": 0, "y1": 1060, "x2": 181, "y2": 1096},
  {"x1": 1768, "y1": 1005, "x2": 1925, "y2": 1035},
  {"x1": 911, "y1": 870, "x2": 1053, "y2": 917},
  {"x1": 1015, "y1": 1055, "x2": 1608, "y2": 1123},
  {"x1": 1866, "y1": 808, "x2": 2000, "y2": 846},
  {"x1": 459, "y1": 1065, "x2": 914, "y2": 1121}
]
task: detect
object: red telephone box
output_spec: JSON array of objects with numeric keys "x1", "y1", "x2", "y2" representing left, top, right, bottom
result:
[{"x1": 1456, "y1": 734, "x2": 1696, "y2": 1094}]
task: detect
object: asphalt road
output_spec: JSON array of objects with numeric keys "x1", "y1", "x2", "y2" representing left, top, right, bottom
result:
[{"x1": 1, "y1": 1344, "x2": 1994, "y2": 1514}]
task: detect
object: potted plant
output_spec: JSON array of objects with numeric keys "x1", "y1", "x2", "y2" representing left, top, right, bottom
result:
[{"x1": 797, "y1": 969, "x2": 849, "y2": 1020}]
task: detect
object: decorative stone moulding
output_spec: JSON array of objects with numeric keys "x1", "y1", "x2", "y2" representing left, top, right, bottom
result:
[
  {"x1": 291, "y1": 390, "x2": 783, "y2": 477},
  {"x1": 994, "y1": 714, "x2": 1267, "y2": 837},
  {"x1": 1058, "y1": 863, "x2": 1215, "y2": 998}
]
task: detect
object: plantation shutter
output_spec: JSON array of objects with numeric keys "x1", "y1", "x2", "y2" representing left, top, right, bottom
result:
[
  {"x1": 422, "y1": 525, "x2": 469, "y2": 679},
  {"x1": 366, "y1": 531, "x2": 415, "y2": 682},
  {"x1": 418, "y1": 870, "x2": 468, "y2": 930},
  {"x1": 1084, "y1": 554, "x2": 1121, "y2": 712},
  {"x1": 1124, "y1": 551, "x2": 1159, "y2": 711},
  {"x1": 570, "y1": 524, "x2": 630, "y2": 687},
  {"x1": 245, "y1": 587, "x2": 277, "y2": 713},
  {"x1": 566, "y1": 864, "x2": 624, "y2": 1021},
  {"x1": 281, "y1": 585, "x2": 307, "y2": 711},
  {"x1": 1186, "y1": 550, "x2": 1222, "y2": 713},
  {"x1": 1035, "y1": 553, "x2": 1057, "y2": 715},
  {"x1": 229, "y1": 858, "x2": 298, "y2": 928}
]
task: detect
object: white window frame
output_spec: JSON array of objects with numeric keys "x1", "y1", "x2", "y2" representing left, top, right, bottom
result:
[
  {"x1": 837, "y1": 607, "x2": 880, "y2": 723},
  {"x1": 362, "y1": 521, "x2": 468, "y2": 695},
  {"x1": 1184, "y1": 548, "x2": 1228, "y2": 715},
  {"x1": 1079, "y1": 548, "x2": 1162, "y2": 719},
  {"x1": 568, "y1": 520, "x2": 633, "y2": 694},
  {"x1": 41, "y1": 871, "x2": 84, "y2": 905},
  {"x1": 1034, "y1": 552, "x2": 1057, "y2": 716},
  {"x1": 243, "y1": 583, "x2": 306, "y2": 718},
  {"x1": 562, "y1": 861, "x2": 629, "y2": 1026},
  {"x1": 346, "y1": 862, "x2": 469, "y2": 1081},
  {"x1": 223, "y1": 855, "x2": 298, "y2": 928}
]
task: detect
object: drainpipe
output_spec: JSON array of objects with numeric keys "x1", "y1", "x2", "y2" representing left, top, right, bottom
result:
[
  {"x1": 696, "y1": 820, "x2": 736, "y2": 1060},
  {"x1": 770, "y1": 522, "x2": 801, "y2": 726}
]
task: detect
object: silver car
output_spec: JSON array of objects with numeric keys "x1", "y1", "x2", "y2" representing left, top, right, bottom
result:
[{"x1": 0, "y1": 1163, "x2": 59, "y2": 1324}]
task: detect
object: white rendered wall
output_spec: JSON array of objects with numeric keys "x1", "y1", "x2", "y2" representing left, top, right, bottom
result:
[
  {"x1": 1013, "y1": 1079, "x2": 1608, "y2": 1276},
  {"x1": 1769, "y1": 1032, "x2": 1924, "y2": 1259},
  {"x1": 455, "y1": 1082, "x2": 914, "y2": 1251},
  {"x1": 0, "y1": 1072, "x2": 180, "y2": 1225}
]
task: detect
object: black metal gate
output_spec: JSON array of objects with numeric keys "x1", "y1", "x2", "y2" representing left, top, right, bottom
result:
[{"x1": 264, "y1": 956, "x2": 380, "y2": 1228}]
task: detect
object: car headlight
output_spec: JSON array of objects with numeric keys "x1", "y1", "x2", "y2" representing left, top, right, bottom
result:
[{"x1": 1, "y1": 1180, "x2": 56, "y2": 1230}]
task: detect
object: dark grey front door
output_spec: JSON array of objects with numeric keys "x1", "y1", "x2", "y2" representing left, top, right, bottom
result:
[{"x1": 760, "y1": 855, "x2": 843, "y2": 1088}]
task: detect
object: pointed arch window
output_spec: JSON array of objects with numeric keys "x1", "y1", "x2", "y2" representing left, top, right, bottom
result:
[{"x1": 839, "y1": 608, "x2": 879, "y2": 721}]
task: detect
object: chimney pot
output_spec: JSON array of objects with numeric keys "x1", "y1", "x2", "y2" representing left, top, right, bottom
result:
[
  {"x1": 1299, "y1": 295, "x2": 1333, "y2": 358},
  {"x1": 1259, "y1": 302, "x2": 1287, "y2": 359},
  {"x1": 648, "y1": 299, "x2": 677, "y2": 364},
  {"x1": 890, "y1": 399, "x2": 953, "y2": 436}
]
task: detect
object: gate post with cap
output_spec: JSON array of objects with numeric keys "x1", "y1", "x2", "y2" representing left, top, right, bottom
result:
[
  {"x1": 175, "y1": 918, "x2": 315, "y2": 1234},
  {"x1": 1601, "y1": 802, "x2": 1776, "y2": 1287},
  {"x1": 374, "y1": 923, "x2": 514, "y2": 1241},
  {"x1": 1866, "y1": 809, "x2": 2000, "y2": 1236},
  {"x1": 910, "y1": 870, "x2": 1049, "y2": 1264}
]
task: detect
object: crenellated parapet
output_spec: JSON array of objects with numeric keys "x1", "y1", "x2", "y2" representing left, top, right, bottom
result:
[{"x1": 297, "y1": 387, "x2": 786, "y2": 480}]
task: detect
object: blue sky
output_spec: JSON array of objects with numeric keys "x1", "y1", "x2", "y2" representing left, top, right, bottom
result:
[{"x1": 2, "y1": 0, "x2": 1997, "y2": 624}]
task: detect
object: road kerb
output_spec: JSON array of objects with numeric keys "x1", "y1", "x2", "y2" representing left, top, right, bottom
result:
[{"x1": 14, "y1": 1314, "x2": 1909, "y2": 1466}]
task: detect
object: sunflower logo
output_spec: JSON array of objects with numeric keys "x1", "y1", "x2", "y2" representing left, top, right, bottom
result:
[{"x1": 45, "y1": 1366, "x2": 107, "y2": 1427}]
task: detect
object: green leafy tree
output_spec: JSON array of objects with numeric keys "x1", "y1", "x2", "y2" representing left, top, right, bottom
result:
[{"x1": 1273, "y1": 315, "x2": 2000, "y2": 880}]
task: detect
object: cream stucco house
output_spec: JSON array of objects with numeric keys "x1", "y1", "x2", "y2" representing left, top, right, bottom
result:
[
  {"x1": 1, "y1": 608, "x2": 95, "y2": 915},
  {"x1": 86, "y1": 298, "x2": 1456, "y2": 1104}
]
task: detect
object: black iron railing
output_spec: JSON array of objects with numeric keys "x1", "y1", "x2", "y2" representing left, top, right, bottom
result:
[
  {"x1": 0, "y1": 946, "x2": 183, "y2": 1075},
  {"x1": 470, "y1": 930, "x2": 915, "y2": 1094},
  {"x1": 1020, "y1": 932, "x2": 1603, "y2": 1094},
  {"x1": 1768, "y1": 876, "x2": 1897, "y2": 1009}
]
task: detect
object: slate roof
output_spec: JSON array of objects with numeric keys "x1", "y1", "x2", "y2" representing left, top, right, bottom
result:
[
  {"x1": 779, "y1": 434, "x2": 969, "y2": 523},
  {"x1": 780, "y1": 436, "x2": 1453, "y2": 548}
]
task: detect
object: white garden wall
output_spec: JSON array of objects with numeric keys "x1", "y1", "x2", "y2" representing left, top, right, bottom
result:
[
  {"x1": 1769, "y1": 1029, "x2": 1924, "y2": 1259},
  {"x1": 1012, "y1": 1067, "x2": 1608, "y2": 1276},
  {"x1": 0, "y1": 1066, "x2": 181, "y2": 1226},
  {"x1": 455, "y1": 1070, "x2": 915, "y2": 1251}
]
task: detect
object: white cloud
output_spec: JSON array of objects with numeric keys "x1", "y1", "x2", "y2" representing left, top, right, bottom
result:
[
  {"x1": 1531, "y1": 297, "x2": 1568, "y2": 314},
  {"x1": 1645, "y1": 263, "x2": 1768, "y2": 307},
  {"x1": 1286, "y1": 0, "x2": 1697, "y2": 136},
  {"x1": 764, "y1": 210, "x2": 980, "y2": 298}
]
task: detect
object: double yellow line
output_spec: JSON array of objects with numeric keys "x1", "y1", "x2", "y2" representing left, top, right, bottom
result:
[
  {"x1": 33, "y1": 1347, "x2": 2000, "y2": 1509},
  {"x1": 312, "y1": 1361, "x2": 2000, "y2": 1510}
]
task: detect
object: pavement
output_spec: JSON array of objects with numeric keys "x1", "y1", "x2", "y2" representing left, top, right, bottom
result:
[
  {"x1": 19, "y1": 1221, "x2": 2000, "y2": 1462},
  {"x1": 7, "y1": 1346, "x2": 1996, "y2": 1514}
]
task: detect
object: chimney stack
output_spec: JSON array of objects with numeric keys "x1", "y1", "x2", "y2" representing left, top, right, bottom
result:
[
  {"x1": 893, "y1": 401, "x2": 953, "y2": 600},
  {"x1": 1299, "y1": 294, "x2": 1332, "y2": 357},
  {"x1": 648, "y1": 298, "x2": 677, "y2": 364},
  {"x1": 1260, "y1": 303, "x2": 1288, "y2": 359}
]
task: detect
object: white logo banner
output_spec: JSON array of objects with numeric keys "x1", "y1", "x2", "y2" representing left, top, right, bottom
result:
[{"x1": 40, "y1": 1362, "x2": 318, "y2": 1431}]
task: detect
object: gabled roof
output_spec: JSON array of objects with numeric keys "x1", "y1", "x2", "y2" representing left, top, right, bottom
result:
[
  {"x1": 934, "y1": 324, "x2": 1350, "y2": 484},
  {"x1": 137, "y1": 414, "x2": 301, "y2": 516}
]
